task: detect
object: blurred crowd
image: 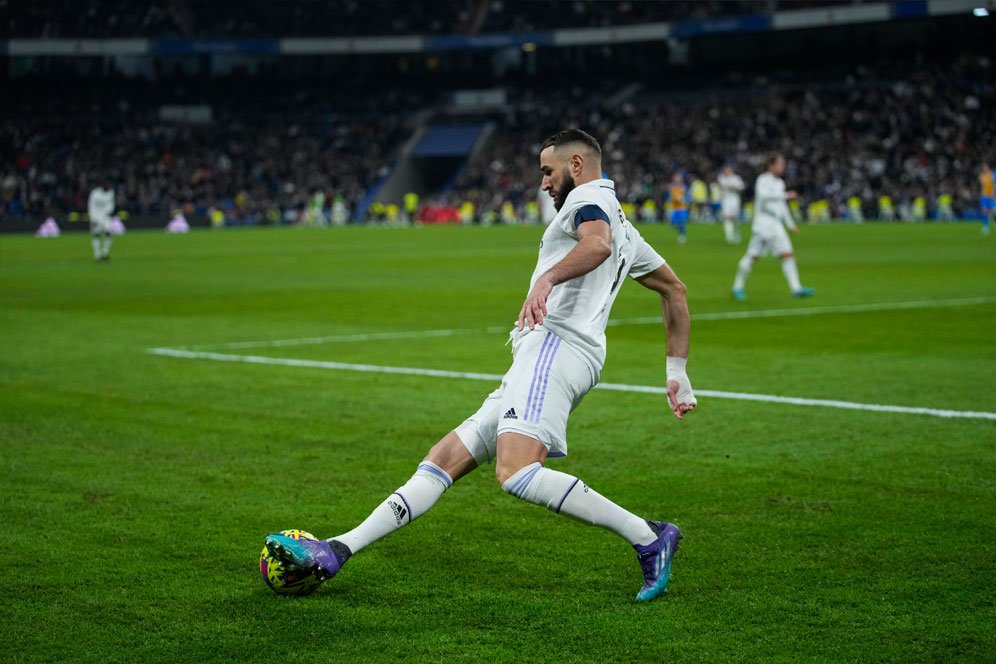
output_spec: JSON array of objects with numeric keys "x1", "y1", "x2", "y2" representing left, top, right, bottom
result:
[
  {"x1": 2, "y1": 0, "x2": 855, "y2": 38},
  {"x1": 1, "y1": 97, "x2": 411, "y2": 224},
  {"x1": 2, "y1": 56, "x2": 992, "y2": 225},
  {"x1": 452, "y1": 56, "x2": 994, "y2": 222}
]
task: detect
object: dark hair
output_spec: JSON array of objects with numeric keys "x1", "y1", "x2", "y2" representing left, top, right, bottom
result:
[
  {"x1": 764, "y1": 153, "x2": 784, "y2": 168},
  {"x1": 540, "y1": 129, "x2": 602, "y2": 158}
]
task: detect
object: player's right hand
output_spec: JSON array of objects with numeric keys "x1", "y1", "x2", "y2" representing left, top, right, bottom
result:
[{"x1": 517, "y1": 277, "x2": 553, "y2": 331}]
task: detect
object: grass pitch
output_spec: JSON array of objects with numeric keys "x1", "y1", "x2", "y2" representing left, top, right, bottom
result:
[{"x1": 1, "y1": 222, "x2": 994, "y2": 662}]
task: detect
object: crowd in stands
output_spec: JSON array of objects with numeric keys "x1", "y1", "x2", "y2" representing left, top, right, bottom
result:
[
  {"x1": 2, "y1": 0, "x2": 857, "y2": 38},
  {"x1": 452, "y1": 56, "x2": 994, "y2": 222},
  {"x1": 1, "y1": 95, "x2": 411, "y2": 224},
  {"x1": 2, "y1": 55, "x2": 992, "y2": 226}
]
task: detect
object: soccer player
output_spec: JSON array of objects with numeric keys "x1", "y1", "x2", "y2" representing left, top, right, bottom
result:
[
  {"x1": 88, "y1": 177, "x2": 115, "y2": 261},
  {"x1": 266, "y1": 129, "x2": 696, "y2": 602},
  {"x1": 717, "y1": 165, "x2": 745, "y2": 244},
  {"x1": 668, "y1": 172, "x2": 689, "y2": 244},
  {"x1": 731, "y1": 154, "x2": 814, "y2": 300},
  {"x1": 979, "y1": 162, "x2": 994, "y2": 235}
]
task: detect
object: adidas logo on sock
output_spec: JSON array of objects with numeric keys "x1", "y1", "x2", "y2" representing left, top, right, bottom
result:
[
  {"x1": 388, "y1": 499, "x2": 408, "y2": 525},
  {"x1": 503, "y1": 408, "x2": 517, "y2": 420}
]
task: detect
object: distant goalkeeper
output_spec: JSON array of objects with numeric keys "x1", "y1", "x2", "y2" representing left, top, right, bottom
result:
[{"x1": 266, "y1": 129, "x2": 696, "y2": 602}]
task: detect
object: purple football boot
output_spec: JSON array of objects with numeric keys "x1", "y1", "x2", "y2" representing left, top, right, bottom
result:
[
  {"x1": 633, "y1": 521, "x2": 683, "y2": 601},
  {"x1": 265, "y1": 534, "x2": 351, "y2": 582}
]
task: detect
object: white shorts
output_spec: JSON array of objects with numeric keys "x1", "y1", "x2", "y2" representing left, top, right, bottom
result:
[
  {"x1": 454, "y1": 327, "x2": 594, "y2": 465},
  {"x1": 745, "y1": 227, "x2": 793, "y2": 258},
  {"x1": 721, "y1": 200, "x2": 740, "y2": 219},
  {"x1": 90, "y1": 217, "x2": 110, "y2": 234}
]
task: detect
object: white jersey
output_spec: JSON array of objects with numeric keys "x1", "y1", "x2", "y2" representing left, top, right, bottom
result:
[
  {"x1": 718, "y1": 173, "x2": 744, "y2": 210},
  {"x1": 522, "y1": 178, "x2": 665, "y2": 376},
  {"x1": 88, "y1": 187, "x2": 115, "y2": 222},
  {"x1": 752, "y1": 172, "x2": 795, "y2": 234}
]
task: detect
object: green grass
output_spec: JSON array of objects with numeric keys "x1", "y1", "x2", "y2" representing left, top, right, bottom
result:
[{"x1": 1, "y1": 223, "x2": 994, "y2": 662}]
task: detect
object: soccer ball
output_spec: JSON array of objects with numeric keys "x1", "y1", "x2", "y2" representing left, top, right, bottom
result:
[{"x1": 259, "y1": 529, "x2": 323, "y2": 596}]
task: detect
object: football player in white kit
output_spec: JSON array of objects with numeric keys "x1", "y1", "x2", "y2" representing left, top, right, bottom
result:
[
  {"x1": 718, "y1": 165, "x2": 744, "y2": 244},
  {"x1": 266, "y1": 130, "x2": 697, "y2": 602},
  {"x1": 731, "y1": 154, "x2": 814, "y2": 300},
  {"x1": 88, "y1": 177, "x2": 115, "y2": 261}
]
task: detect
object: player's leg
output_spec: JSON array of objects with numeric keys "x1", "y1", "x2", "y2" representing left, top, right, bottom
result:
[
  {"x1": 732, "y1": 234, "x2": 762, "y2": 299},
  {"x1": 496, "y1": 432, "x2": 681, "y2": 601},
  {"x1": 497, "y1": 432, "x2": 657, "y2": 545},
  {"x1": 675, "y1": 210, "x2": 687, "y2": 244},
  {"x1": 100, "y1": 229, "x2": 113, "y2": 260},
  {"x1": 494, "y1": 332, "x2": 682, "y2": 600},
  {"x1": 773, "y1": 231, "x2": 813, "y2": 297},
  {"x1": 265, "y1": 378, "x2": 507, "y2": 578},
  {"x1": 724, "y1": 213, "x2": 740, "y2": 244},
  {"x1": 90, "y1": 224, "x2": 102, "y2": 260},
  {"x1": 330, "y1": 431, "x2": 476, "y2": 553},
  {"x1": 266, "y1": 431, "x2": 477, "y2": 579}
]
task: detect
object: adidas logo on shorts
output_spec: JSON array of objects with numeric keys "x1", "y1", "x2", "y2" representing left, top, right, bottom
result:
[{"x1": 503, "y1": 408, "x2": 517, "y2": 420}]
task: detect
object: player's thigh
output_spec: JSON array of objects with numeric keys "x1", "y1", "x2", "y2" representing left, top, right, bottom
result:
[
  {"x1": 770, "y1": 230, "x2": 793, "y2": 256},
  {"x1": 425, "y1": 431, "x2": 478, "y2": 482},
  {"x1": 495, "y1": 329, "x2": 593, "y2": 459},
  {"x1": 745, "y1": 232, "x2": 767, "y2": 258},
  {"x1": 454, "y1": 384, "x2": 504, "y2": 466}
]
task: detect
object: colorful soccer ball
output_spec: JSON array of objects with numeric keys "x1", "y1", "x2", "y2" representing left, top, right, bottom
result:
[{"x1": 259, "y1": 529, "x2": 324, "y2": 596}]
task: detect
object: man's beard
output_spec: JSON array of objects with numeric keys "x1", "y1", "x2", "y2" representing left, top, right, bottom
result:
[{"x1": 552, "y1": 171, "x2": 576, "y2": 211}]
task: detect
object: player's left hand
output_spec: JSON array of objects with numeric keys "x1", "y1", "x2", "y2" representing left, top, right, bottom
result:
[
  {"x1": 666, "y1": 375, "x2": 697, "y2": 420},
  {"x1": 518, "y1": 277, "x2": 553, "y2": 331}
]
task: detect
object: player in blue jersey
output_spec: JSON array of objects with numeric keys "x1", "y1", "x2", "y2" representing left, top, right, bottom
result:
[{"x1": 266, "y1": 129, "x2": 697, "y2": 601}]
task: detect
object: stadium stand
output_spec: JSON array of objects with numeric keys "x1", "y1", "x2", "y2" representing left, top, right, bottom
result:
[
  {"x1": 1, "y1": 0, "x2": 992, "y2": 227},
  {"x1": 1, "y1": 1, "x2": 856, "y2": 38}
]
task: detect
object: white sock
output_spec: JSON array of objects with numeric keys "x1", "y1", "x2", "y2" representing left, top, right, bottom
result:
[
  {"x1": 781, "y1": 256, "x2": 802, "y2": 291},
  {"x1": 724, "y1": 220, "x2": 736, "y2": 242},
  {"x1": 92, "y1": 236, "x2": 101, "y2": 259},
  {"x1": 101, "y1": 235, "x2": 113, "y2": 258},
  {"x1": 733, "y1": 255, "x2": 753, "y2": 290},
  {"x1": 331, "y1": 461, "x2": 452, "y2": 554},
  {"x1": 502, "y1": 462, "x2": 656, "y2": 546}
]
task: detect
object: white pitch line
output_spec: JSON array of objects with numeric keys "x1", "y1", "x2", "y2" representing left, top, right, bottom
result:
[
  {"x1": 613, "y1": 295, "x2": 996, "y2": 325},
  {"x1": 147, "y1": 347, "x2": 996, "y2": 421},
  {"x1": 185, "y1": 296, "x2": 996, "y2": 350}
]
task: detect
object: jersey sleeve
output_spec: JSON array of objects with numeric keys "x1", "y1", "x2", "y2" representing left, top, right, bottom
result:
[
  {"x1": 627, "y1": 229, "x2": 666, "y2": 279},
  {"x1": 558, "y1": 198, "x2": 612, "y2": 238}
]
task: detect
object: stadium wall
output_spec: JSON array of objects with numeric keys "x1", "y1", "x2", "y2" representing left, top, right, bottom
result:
[{"x1": 0, "y1": 0, "x2": 984, "y2": 56}]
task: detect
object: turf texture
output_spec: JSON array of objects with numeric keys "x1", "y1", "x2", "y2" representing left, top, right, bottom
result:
[{"x1": 1, "y1": 222, "x2": 994, "y2": 662}]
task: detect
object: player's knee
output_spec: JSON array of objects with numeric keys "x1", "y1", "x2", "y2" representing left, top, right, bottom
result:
[
  {"x1": 498, "y1": 461, "x2": 542, "y2": 495},
  {"x1": 780, "y1": 252, "x2": 794, "y2": 259}
]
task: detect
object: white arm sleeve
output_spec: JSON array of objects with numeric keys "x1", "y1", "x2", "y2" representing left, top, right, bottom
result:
[{"x1": 628, "y1": 230, "x2": 666, "y2": 279}]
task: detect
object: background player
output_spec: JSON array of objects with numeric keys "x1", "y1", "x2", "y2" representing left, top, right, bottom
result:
[
  {"x1": 979, "y1": 162, "x2": 994, "y2": 236},
  {"x1": 266, "y1": 129, "x2": 697, "y2": 602},
  {"x1": 718, "y1": 165, "x2": 745, "y2": 244},
  {"x1": 731, "y1": 154, "x2": 814, "y2": 300},
  {"x1": 668, "y1": 172, "x2": 689, "y2": 244},
  {"x1": 87, "y1": 177, "x2": 115, "y2": 261}
]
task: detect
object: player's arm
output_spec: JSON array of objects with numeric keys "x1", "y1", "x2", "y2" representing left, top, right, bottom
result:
[
  {"x1": 769, "y1": 181, "x2": 799, "y2": 232},
  {"x1": 634, "y1": 262, "x2": 696, "y2": 420},
  {"x1": 517, "y1": 214, "x2": 611, "y2": 331}
]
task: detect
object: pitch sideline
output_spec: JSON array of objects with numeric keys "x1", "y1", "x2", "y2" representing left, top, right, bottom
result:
[
  {"x1": 147, "y1": 347, "x2": 996, "y2": 422},
  {"x1": 181, "y1": 295, "x2": 996, "y2": 350}
]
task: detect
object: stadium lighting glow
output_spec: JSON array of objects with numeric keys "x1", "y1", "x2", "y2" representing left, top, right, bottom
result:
[
  {"x1": 973, "y1": 7, "x2": 989, "y2": 16},
  {"x1": 522, "y1": 42, "x2": 537, "y2": 52}
]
